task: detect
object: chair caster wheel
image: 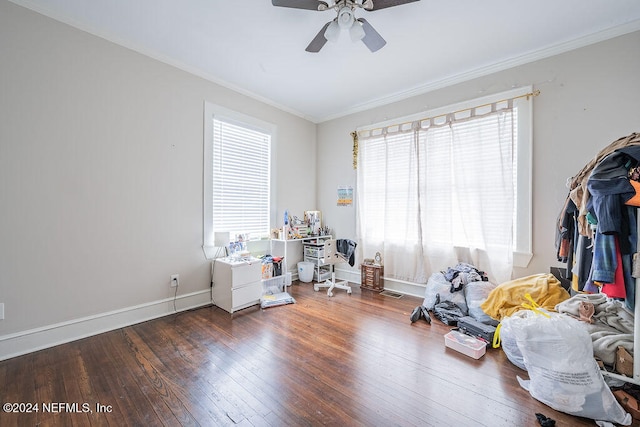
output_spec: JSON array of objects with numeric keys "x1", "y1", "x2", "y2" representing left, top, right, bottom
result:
[
  {"x1": 347, "y1": 290, "x2": 352, "y2": 295},
  {"x1": 327, "y1": 291, "x2": 334, "y2": 297},
  {"x1": 313, "y1": 285, "x2": 319, "y2": 292}
]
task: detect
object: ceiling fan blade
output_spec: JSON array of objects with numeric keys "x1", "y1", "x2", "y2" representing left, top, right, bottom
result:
[
  {"x1": 358, "y1": 18, "x2": 386, "y2": 52},
  {"x1": 305, "y1": 21, "x2": 331, "y2": 52},
  {"x1": 272, "y1": 0, "x2": 329, "y2": 11},
  {"x1": 366, "y1": 0, "x2": 420, "y2": 11}
]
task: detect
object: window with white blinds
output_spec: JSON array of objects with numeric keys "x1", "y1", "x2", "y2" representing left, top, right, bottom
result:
[
  {"x1": 212, "y1": 119, "x2": 271, "y2": 238},
  {"x1": 356, "y1": 87, "x2": 533, "y2": 283},
  {"x1": 203, "y1": 102, "x2": 274, "y2": 258}
]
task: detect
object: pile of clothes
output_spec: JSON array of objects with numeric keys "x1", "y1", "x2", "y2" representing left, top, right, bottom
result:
[
  {"x1": 410, "y1": 261, "x2": 637, "y2": 424},
  {"x1": 480, "y1": 273, "x2": 569, "y2": 321},
  {"x1": 410, "y1": 262, "x2": 495, "y2": 325},
  {"x1": 556, "y1": 293, "x2": 633, "y2": 366},
  {"x1": 411, "y1": 264, "x2": 635, "y2": 374}
]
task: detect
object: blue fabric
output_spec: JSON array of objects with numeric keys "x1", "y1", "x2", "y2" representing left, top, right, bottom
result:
[
  {"x1": 587, "y1": 148, "x2": 640, "y2": 234},
  {"x1": 590, "y1": 193, "x2": 625, "y2": 235},
  {"x1": 591, "y1": 232, "x2": 617, "y2": 284},
  {"x1": 587, "y1": 151, "x2": 634, "y2": 234},
  {"x1": 587, "y1": 147, "x2": 640, "y2": 294}
]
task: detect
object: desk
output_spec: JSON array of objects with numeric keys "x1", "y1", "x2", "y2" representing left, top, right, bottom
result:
[{"x1": 270, "y1": 236, "x2": 331, "y2": 280}]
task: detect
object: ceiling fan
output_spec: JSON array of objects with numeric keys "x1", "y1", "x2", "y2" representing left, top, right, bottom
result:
[{"x1": 272, "y1": 0, "x2": 420, "y2": 53}]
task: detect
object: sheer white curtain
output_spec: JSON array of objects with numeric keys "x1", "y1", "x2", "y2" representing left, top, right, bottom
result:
[
  {"x1": 357, "y1": 127, "x2": 444, "y2": 283},
  {"x1": 448, "y1": 108, "x2": 515, "y2": 283},
  {"x1": 356, "y1": 104, "x2": 515, "y2": 284}
]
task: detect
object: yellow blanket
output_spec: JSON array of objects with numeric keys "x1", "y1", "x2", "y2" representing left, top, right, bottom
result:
[{"x1": 480, "y1": 273, "x2": 570, "y2": 321}]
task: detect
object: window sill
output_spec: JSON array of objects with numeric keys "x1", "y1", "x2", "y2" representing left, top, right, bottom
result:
[
  {"x1": 514, "y1": 251, "x2": 533, "y2": 268},
  {"x1": 452, "y1": 245, "x2": 532, "y2": 269}
]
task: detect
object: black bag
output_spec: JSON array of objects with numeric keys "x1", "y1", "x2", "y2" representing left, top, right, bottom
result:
[
  {"x1": 433, "y1": 294, "x2": 465, "y2": 326},
  {"x1": 457, "y1": 316, "x2": 496, "y2": 343}
]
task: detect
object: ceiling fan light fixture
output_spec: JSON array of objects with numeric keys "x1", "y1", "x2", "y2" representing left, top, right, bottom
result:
[
  {"x1": 324, "y1": 20, "x2": 341, "y2": 42},
  {"x1": 272, "y1": 0, "x2": 414, "y2": 53},
  {"x1": 337, "y1": 7, "x2": 354, "y2": 29},
  {"x1": 349, "y1": 20, "x2": 365, "y2": 42}
]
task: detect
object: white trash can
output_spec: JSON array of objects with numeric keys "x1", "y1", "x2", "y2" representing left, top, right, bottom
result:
[{"x1": 297, "y1": 262, "x2": 314, "y2": 283}]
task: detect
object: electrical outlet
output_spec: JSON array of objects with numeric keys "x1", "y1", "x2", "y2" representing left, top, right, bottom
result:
[
  {"x1": 170, "y1": 274, "x2": 179, "y2": 288},
  {"x1": 0, "y1": 303, "x2": 4, "y2": 320}
]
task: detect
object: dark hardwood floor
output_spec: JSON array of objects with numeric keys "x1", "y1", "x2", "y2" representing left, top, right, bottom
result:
[{"x1": 0, "y1": 282, "x2": 599, "y2": 426}]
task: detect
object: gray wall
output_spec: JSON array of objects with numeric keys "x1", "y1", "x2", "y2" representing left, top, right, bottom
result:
[
  {"x1": 0, "y1": 0, "x2": 316, "y2": 356},
  {"x1": 317, "y1": 30, "x2": 640, "y2": 295}
]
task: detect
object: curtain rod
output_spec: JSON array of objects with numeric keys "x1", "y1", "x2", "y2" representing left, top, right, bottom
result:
[
  {"x1": 352, "y1": 89, "x2": 540, "y2": 169},
  {"x1": 358, "y1": 89, "x2": 540, "y2": 136}
]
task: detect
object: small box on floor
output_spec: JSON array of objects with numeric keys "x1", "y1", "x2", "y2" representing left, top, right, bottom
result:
[{"x1": 444, "y1": 330, "x2": 486, "y2": 359}]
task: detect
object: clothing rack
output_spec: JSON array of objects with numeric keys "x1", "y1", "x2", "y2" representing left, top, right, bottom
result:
[
  {"x1": 560, "y1": 134, "x2": 640, "y2": 386},
  {"x1": 600, "y1": 211, "x2": 640, "y2": 386}
]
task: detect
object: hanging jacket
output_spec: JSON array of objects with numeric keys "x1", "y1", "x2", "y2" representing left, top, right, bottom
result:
[
  {"x1": 569, "y1": 132, "x2": 640, "y2": 237},
  {"x1": 336, "y1": 239, "x2": 357, "y2": 267}
]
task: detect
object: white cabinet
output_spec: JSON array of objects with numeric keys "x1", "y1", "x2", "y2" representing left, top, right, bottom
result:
[{"x1": 212, "y1": 257, "x2": 262, "y2": 314}]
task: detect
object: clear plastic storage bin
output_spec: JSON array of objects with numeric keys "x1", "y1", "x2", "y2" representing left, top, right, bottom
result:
[{"x1": 444, "y1": 330, "x2": 486, "y2": 359}]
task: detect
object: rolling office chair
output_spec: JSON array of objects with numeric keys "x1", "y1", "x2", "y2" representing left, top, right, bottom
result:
[{"x1": 313, "y1": 239, "x2": 356, "y2": 297}]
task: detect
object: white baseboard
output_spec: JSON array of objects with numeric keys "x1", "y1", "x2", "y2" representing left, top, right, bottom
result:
[
  {"x1": 335, "y1": 267, "x2": 426, "y2": 298},
  {"x1": 335, "y1": 267, "x2": 361, "y2": 284},
  {"x1": 382, "y1": 280, "x2": 426, "y2": 298},
  {"x1": 0, "y1": 289, "x2": 212, "y2": 361}
]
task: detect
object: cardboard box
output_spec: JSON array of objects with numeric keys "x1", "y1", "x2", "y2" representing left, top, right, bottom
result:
[
  {"x1": 444, "y1": 330, "x2": 486, "y2": 359},
  {"x1": 616, "y1": 345, "x2": 634, "y2": 377},
  {"x1": 261, "y1": 262, "x2": 273, "y2": 279}
]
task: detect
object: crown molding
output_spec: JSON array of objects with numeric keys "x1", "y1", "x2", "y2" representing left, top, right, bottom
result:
[
  {"x1": 9, "y1": 1, "x2": 640, "y2": 124},
  {"x1": 316, "y1": 19, "x2": 640, "y2": 123}
]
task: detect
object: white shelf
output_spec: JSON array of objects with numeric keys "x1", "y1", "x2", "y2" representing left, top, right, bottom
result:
[{"x1": 270, "y1": 235, "x2": 332, "y2": 279}]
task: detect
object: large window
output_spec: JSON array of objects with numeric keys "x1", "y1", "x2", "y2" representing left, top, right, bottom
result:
[
  {"x1": 356, "y1": 87, "x2": 533, "y2": 284},
  {"x1": 203, "y1": 103, "x2": 274, "y2": 258}
]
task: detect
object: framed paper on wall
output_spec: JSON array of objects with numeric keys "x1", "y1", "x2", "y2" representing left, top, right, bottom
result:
[
  {"x1": 304, "y1": 211, "x2": 322, "y2": 235},
  {"x1": 337, "y1": 186, "x2": 353, "y2": 206}
]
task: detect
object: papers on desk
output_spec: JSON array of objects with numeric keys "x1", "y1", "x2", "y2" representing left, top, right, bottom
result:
[{"x1": 260, "y1": 291, "x2": 296, "y2": 309}]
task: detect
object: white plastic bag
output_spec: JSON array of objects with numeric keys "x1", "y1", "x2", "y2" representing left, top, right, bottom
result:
[
  {"x1": 497, "y1": 311, "x2": 528, "y2": 371},
  {"x1": 464, "y1": 280, "x2": 498, "y2": 325},
  {"x1": 513, "y1": 311, "x2": 630, "y2": 425},
  {"x1": 422, "y1": 272, "x2": 468, "y2": 314}
]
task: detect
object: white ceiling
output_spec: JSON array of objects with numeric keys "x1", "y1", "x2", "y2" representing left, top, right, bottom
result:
[{"x1": 10, "y1": 0, "x2": 640, "y2": 123}]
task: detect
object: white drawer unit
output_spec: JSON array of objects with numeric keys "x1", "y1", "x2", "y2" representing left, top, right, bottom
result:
[
  {"x1": 304, "y1": 246, "x2": 325, "y2": 258},
  {"x1": 314, "y1": 266, "x2": 331, "y2": 282},
  {"x1": 303, "y1": 239, "x2": 331, "y2": 282},
  {"x1": 212, "y1": 257, "x2": 262, "y2": 314}
]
